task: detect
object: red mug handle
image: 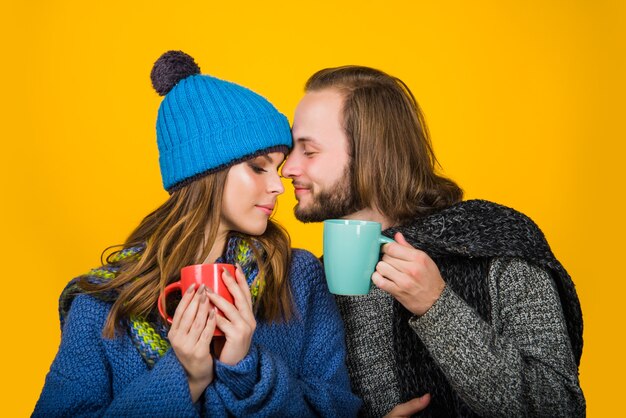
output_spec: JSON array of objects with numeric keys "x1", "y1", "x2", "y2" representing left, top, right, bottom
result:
[{"x1": 158, "y1": 281, "x2": 182, "y2": 324}]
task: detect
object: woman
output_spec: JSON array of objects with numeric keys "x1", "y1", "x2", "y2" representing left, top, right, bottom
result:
[{"x1": 34, "y1": 51, "x2": 361, "y2": 417}]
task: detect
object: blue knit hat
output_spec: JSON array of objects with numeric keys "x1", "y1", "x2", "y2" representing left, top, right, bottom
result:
[{"x1": 150, "y1": 51, "x2": 292, "y2": 192}]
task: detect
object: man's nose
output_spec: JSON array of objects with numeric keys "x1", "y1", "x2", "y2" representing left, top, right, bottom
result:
[{"x1": 281, "y1": 155, "x2": 300, "y2": 178}]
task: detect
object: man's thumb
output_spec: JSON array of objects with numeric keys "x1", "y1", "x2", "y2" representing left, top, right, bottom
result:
[{"x1": 394, "y1": 232, "x2": 412, "y2": 248}]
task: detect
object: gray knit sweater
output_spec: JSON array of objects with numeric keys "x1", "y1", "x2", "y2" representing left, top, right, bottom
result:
[{"x1": 336, "y1": 258, "x2": 585, "y2": 417}]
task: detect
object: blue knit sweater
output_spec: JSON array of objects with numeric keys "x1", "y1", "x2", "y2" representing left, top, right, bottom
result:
[{"x1": 34, "y1": 249, "x2": 361, "y2": 417}]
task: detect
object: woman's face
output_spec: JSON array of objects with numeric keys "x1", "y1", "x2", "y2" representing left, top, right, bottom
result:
[{"x1": 220, "y1": 152, "x2": 286, "y2": 236}]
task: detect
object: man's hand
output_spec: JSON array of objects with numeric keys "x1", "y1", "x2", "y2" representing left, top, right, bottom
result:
[
  {"x1": 372, "y1": 232, "x2": 445, "y2": 316},
  {"x1": 384, "y1": 394, "x2": 431, "y2": 417}
]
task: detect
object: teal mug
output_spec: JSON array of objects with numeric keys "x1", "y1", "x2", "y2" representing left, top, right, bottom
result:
[{"x1": 323, "y1": 219, "x2": 395, "y2": 295}]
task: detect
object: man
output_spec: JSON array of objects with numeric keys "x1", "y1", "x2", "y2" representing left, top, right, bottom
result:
[{"x1": 282, "y1": 66, "x2": 585, "y2": 417}]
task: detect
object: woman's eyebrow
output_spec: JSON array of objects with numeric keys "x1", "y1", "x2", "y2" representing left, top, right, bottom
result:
[{"x1": 255, "y1": 154, "x2": 285, "y2": 165}]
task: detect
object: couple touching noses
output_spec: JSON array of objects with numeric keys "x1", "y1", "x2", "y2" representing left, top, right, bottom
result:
[{"x1": 35, "y1": 51, "x2": 585, "y2": 417}]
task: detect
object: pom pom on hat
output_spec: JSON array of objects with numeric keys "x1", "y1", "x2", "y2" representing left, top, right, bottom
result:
[{"x1": 150, "y1": 50, "x2": 201, "y2": 96}]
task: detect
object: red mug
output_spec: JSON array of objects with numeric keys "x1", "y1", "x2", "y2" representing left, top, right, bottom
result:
[{"x1": 158, "y1": 263, "x2": 235, "y2": 336}]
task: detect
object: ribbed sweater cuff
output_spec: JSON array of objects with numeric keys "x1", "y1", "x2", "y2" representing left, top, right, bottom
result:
[
  {"x1": 214, "y1": 344, "x2": 259, "y2": 399},
  {"x1": 408, "y1": 284, "x2": 463, "y2": 338}
]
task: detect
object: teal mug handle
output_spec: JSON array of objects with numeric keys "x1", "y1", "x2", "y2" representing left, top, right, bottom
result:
[
  {"x1": 380, "y1": 236, "x2": 395, "y2": 245},
  {"x1": 368, "y1": 235, "x2": 396, "y2": 292}
]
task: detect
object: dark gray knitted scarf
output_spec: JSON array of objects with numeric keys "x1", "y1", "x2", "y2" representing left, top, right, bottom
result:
[{"x1": 383, "y1": 199, "x2": 583, "y2": 418}]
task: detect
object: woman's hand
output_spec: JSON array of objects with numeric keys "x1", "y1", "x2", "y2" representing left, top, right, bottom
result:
[
  {"x1": 168, "y1": 284, "x2": 217, "y2": 402},
  {"x1": 208, "y1": 264, "x2": 256, "y2": 366}
]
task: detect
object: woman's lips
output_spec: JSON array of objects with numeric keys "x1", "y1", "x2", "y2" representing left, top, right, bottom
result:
[{"x1": 255, "y1": 205, "x2": 275, "y2": 215}]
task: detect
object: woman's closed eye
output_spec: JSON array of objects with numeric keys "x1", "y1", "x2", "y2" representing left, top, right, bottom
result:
[{"x1": 249, "y1": 163, "x2": 267, "y2": 174}]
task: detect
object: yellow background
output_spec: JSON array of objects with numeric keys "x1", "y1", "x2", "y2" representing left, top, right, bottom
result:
[{"x1": 1, "y1": 1, "x2": 623, "y2": 415}]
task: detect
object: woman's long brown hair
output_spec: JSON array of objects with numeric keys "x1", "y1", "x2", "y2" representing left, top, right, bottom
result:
[{"x1": 79, "y1": 170, "x2": 293, "y2": 338}]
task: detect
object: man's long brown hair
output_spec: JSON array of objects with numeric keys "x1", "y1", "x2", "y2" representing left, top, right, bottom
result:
[
  {"x1": 80, "y1": 170, "x2": 293, "y2": 338},
  {"x1": 306, "y1": 66, "x2": 463, "y2": 225}
]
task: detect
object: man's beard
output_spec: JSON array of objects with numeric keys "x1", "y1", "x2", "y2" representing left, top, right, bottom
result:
[{"x1": 294, "y1": 166, "x2": 361, "y2": 223}]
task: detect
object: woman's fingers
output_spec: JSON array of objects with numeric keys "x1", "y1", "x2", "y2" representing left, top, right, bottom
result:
[
  {"x1": 213, "y1": 312, "x2": 235, "y2": 336},
  {"x1": 170, "y1": 283, "x2": 196, "y2": 330},
  {"x1": 235, "y1": 264, "x2": 253, "y2": 310},
  {"x1": 176, "y1": 284, "x2": 205, "y2": 334},
  {"x1": 202, "y1": 309, "x2": 217, "y2": 340},
  {"x1": 222, "y1": 269, "x2": 247, "y2": 308},
  {"x1": 225, "y1": 266, "x2": 255, "y2": 325},
  {"x1": 212, "y1": 309, "x2": 254, "y2": 342},
  {"x1": 186, "y1": 287, "x2": 211, "y2": 342},
  {"x1": 207, "y1": 291, "x2": 241, "y2": 323},
  {"x1": 210, "y1": 299, "x2": 256, "y2": 366}
]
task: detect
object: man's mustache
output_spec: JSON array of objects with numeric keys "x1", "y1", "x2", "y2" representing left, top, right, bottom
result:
[{"x1": 291, "y1": 181, "x2": 312, "y2": 189}]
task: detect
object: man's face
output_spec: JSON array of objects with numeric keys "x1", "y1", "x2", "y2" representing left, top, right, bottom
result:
[{"x1": 282, "y1": 88, "x2": 360, "y2": 222}]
